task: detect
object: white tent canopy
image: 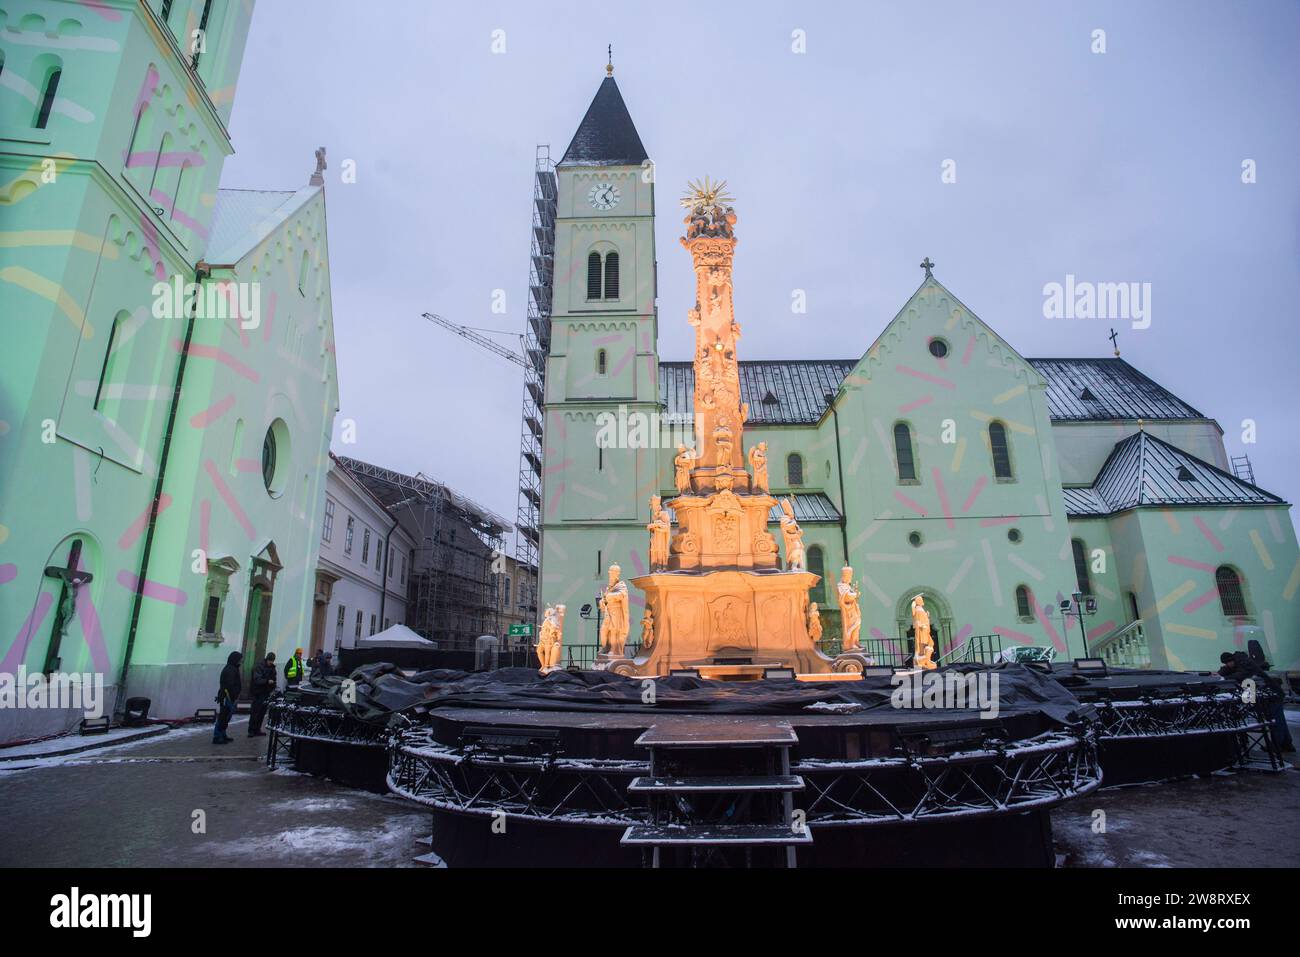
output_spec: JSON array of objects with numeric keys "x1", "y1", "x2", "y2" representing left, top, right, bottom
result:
[{"x1": 356, "y1": 623, "x2": 435, "y2": 648}]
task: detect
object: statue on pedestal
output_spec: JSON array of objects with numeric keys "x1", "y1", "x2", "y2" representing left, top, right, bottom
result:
[
  {"x1": 747, "y1": 442, "x2": 769, "y2": 492},
  {"x1": 807, "y1": 601, "x2": 823, "y2": 643},
  {"x1": 911, "y1": 595, "x2": 937, "y2": 670},
  {"x1": 838, "y1": 567, "x2": 862, "y2": 652},
  {"x1": 601, "y1": 564, "x2": 630, "y2": 657},
  {"x1": 536, "y1": 604, "x2": 565, "y2": 673},
  {"x1": 641, "y1": 607, "x2": 655, "y2": 649},
  {"x1": 779, "y1": 497, "x2": 805, "y2": 570},
  {"x1": 647, "y1": 496, "x2": 671, "y2": 570},
  {"x1": 674, "y1": 444, "x2": 696, "y2": 493}
]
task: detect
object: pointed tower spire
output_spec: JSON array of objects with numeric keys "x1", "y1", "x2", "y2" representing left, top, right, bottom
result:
[{"x1": 560, "y1": 70, "x2": 647, "y2": 167}]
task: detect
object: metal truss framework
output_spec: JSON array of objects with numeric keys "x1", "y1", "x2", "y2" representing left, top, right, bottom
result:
[
  {"x1": 265, "y1": 699, "x2": 397, "y2": 769},
  {"x1": 385, "y1": 727, "x2": 1101, "y2": 829},
  {"x1": 1091, "y1": 692, "x2": 1283, "y2": 770}
]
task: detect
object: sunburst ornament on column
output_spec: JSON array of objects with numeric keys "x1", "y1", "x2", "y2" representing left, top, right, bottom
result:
[{"x1": 681, "y1": 176, "x2": 735, "y2": 210}]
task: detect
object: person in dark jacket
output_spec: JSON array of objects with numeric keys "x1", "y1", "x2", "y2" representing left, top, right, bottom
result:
[
  {"x1": 248, "y1": 652, "x2": 276, "y2": 737},
  {"x1": 214, "y1": 651, "x2": 242, "y2": 744},
  {"x1": 1219, "y1": 650, "x2": 1295, "y2": 753},
  {"x1": 316, "y1": 651, "x2": 333, "y2": 678}
]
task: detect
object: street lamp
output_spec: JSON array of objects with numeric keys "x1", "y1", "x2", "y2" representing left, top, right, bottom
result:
[
  {"x1": 578, "y1": 601, "x2": 603, "y2": 669},
  {"x1": 1060, "y1": 592, "x2": 1097, "y2": 658}
]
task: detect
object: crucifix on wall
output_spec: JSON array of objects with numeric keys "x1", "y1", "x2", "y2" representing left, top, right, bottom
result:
[{"x1": 42, "y1": 539, "x2": 93, "y2": 676}]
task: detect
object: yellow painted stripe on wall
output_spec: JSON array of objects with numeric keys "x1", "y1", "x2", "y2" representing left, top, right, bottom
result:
[
  {"x1": 0, "y1": 230, "x2": 116, "y2": 257},
  {"x1": 1154, "y1": 580, "x2": 1196, "y2": 615},
  {"x1": 1164, "y1": 623, "x2": 1219, "y2": 641},
  {"x1": 1249, "y1": 529, "x2": 1274, "y2": 571},
  {"x1": 0, "y1": 266, "x2": 92, "y2": 337}
]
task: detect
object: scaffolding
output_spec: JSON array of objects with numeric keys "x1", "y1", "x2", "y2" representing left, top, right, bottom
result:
[
  {"x1": 513, "y1": 145, "x2": 557, "y2": 618},
  {"x1": 337, "y1": 456, "x2": 511, "y2": 648}
]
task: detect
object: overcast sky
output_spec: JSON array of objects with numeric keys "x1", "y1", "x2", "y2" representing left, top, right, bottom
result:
[{"x1": 220, "y1": 0, "x2": 1300, "y2": 538}]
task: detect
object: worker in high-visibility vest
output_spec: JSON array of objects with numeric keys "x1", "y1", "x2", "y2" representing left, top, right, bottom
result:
[{"x1": 284, "y1": 647, "x2": 305, "y2": 687}]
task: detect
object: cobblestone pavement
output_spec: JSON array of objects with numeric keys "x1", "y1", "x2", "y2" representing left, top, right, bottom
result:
[
  {"x1": 2, "y1": 713, "x2": 1297, "y2": 868},
  {"x1": 0, "y1": 717, "x2": 431, "y2": 868}
]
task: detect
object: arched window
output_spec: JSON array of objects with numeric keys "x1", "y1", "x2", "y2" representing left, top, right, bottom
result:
[
  {"x1": 787, "y1": 453, "x2": 804, "y2": 487},
  {"x1": 587, "y1": 252, "x2": 602, "y2": 300},
  {"x1": 596, "y1": 349, "x2": 607, "y2": 375},
  {"x1": 1015, "y1": 585, "x2": 1033, "y2": 621},
  {"x1": 1071, "y1": 538, "x2": 1092, "y2": 596},
  {"x1": 160, "y1": 0, "x2": 175, "y2": 23},
  {"x1": 1215, "y1": 566, "x2": 1247, "y2": 617},
  {"x1": 94, "y1": 311, "x2": 131, "y2": 417},
  {"x1": 989, "y1": 421, "x2": 1013, "y2": 480},
  {"x1": 807, "y1": 545, "x2": 825, "y2": 603},
  {"x1": 893, "y1": 423, "x2": 916, "y2": 482},
  {"x1": 191, "y1": 0, "x2": 215, "y2": 70},
  {"x1": 35, "y1": 65, "x2": 62, "y2": 129},
  {"x1": 149, "y1": 132, "x2": 172, "y2": 201},
  {"x1": 603, "y1": 251, "x2": 620, "y2": 300}
]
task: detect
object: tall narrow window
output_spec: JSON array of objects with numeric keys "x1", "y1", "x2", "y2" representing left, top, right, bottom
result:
[
  {"x1": 806, "y1": 545, "x2": 825, "y2": 602},
  {"x1": 191, "y1": 0, "x2": 214, "y2": 69},
  {"x1": 1015, "y1": 585, "x2": 1033, "y2": 621},
  {"x1": 893, "y1": 423, "x2": 917, "y2": 482},
  {"x1": 1128, "y1": 591, "x2": 1140, "y2": 622},
  {"x1": 1215, "y1": 566, "x2": 1247, "y2": 617},
  {"x1": 35, "y1": 67, "x2": 61, "y2": 130},
  {"x1": 171, "y1": 161, "x2": 189, "y2": 220},
  {"x1": 149, "y1": 133, "x2": 172, "y2": 201},
  {"x1": 989, "y1": 421, "x2": 1013, "y2": 480},
  {"x1": 345, "y1": 516, "x2": 355, "y2": 556},
  {"x1": 354, "y1": 610, "x2": 363, "y2": 641},
  {"x1": 587, "y1": 252, "x2": 602, "y2": 299},
  {"x1": 94, "y1": 312, "x2": 130, "y2": 413},
  {"x1": 603, "y1": 252, "x2": 620, "y2": 299},
  {"x1": 335, "y1": 606, "x2": 345, "y2": 645},
  {"x1": 361, "y1": 528, "x2": 370, "y2": 565},
  {"x1": 160, "y1": 0, "x2": 174, "y2": 22},
  {"x1": 597, "y1": 349, "x2": 607, "y2": 375},
  {"x1": 1071, "y1": 538, "x2": 1092, "y2": 596},
  {"x1": 400, "y1": 553, "x2": 408, "y2": 586},
  {"x1": 787, "y1": 453, "x2": 804, "y2": 487},
  {"x1": 298, "y1": 250, "x2": 309, "y2": 294},
  {"x1": 322, "y1": 499, "x2": 335, "y2": 542},
  {"x1": 124, "y1": 105, "x2": 146, "y2": 168}
]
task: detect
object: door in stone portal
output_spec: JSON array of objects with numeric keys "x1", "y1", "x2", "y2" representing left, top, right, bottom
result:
[{"x1": 240, "y1": 584, "x2": 272, "y2": 698}]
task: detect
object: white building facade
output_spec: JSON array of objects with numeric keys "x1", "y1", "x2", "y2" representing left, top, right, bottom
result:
[{"x1": 313, "y1": 457, "x2": 415, "y2": 656}]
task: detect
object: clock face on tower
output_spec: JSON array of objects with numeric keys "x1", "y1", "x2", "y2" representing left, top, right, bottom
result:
[{"x1": 588, "y1": 182, "x2": 621, "y2": 211}]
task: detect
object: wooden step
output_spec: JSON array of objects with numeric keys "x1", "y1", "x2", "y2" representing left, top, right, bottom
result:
[
  {"x1": 637, "y1": 717, "x2": 797, "y2": 749},
  {"x1": 621, "y1": 824, "x2": 813, "y2": 847},
  {"x1": 628, "y1": 774, "x2": 804, "y2": 794}
]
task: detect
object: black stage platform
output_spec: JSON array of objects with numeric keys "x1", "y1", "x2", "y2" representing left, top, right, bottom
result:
[{"x1": 264, "y1": 662, "x2": 1281, "y2": 866}]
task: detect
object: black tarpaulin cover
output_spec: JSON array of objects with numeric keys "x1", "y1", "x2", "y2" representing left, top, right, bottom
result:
[{"x1": 286, "y1": 662, "x2": 1092, "y2": 727}]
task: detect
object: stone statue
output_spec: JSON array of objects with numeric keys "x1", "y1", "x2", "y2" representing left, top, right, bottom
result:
[
  {"x1": 911, "y1": 595, "x2": 937, "y2": 670},
  {"x1": 641, "y1": 607, "x2": 655, "y2": 648},
  {"x1": 674, "y1": 444, "x2": 696, "y2": 493},
  {"x1": 747, "y1": 442, "x2": 769, "y2": 492},
  {"x1": 713, "y1": 416, "x2": 734, "y2": 464},
  {"x1": 807, "y1": 601, "x2": 822, "y2": 642},
  {"x1": 536, "y1": 604, "x2": 565, "y2": 673},
  {"x1": 779, "y1": 497, "x2": 805, "y2": 570},
  {"x1": 838, "y1": 567, "x2": 862, "y2": 652},
  {"x1": 647, "y1": 496, "x2": 671, "y2": 570},
  {"x1": 602, "y1": 564, "x2": 630, "y2": 657}
]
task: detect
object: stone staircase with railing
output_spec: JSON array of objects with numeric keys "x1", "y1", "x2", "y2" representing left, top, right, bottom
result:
[{"x1": 1091, "y1": 620, "x2": 1150, "y2": 668}]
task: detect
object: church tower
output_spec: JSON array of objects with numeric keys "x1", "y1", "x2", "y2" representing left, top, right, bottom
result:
[{"x1": 538, "y1": 64, "x2": 659, "y2": 642}]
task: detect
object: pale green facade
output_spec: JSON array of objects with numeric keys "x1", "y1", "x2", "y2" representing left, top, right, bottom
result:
[
  {"x1": 0, "y1": 0, "x2": 339, "y2": 741},
  {"x1": 539, "y1": 76, "x2": 1300, "y2": 673}
]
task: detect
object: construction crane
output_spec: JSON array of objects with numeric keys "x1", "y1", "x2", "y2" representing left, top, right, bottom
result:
[{"x1": 421, "y1": 312, "x2": 527, "y2": 369}]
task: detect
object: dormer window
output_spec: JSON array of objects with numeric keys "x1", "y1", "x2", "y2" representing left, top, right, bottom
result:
[
  {"x1": 1079, "y1": 387, "x2": 1098, "y2": 402},
  {"x1": 1176, "y1": 465, "x2": 1195, "y2": 482},
  {"x1": 762, "y1": 390, "x2": 779, "y2": 405}
]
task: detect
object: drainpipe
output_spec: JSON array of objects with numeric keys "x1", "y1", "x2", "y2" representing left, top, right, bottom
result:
[
  {"x1": 825, "y1": 391, "x2": 850, "y2": 565},
  {"x1": 117, "y1": 261, "x2": 211, "y2": 715},
  {"x1": 378, "y1": 519, "x2": 395, "y2": 628}
]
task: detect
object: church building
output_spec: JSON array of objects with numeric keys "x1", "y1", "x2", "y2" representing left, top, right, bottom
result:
[
  {"x1": 538, "y1": 69, "x2": 1300, "y2": 674},
  {"x1": 0, "y1": 0, "x2": 339, "y2": 741}
]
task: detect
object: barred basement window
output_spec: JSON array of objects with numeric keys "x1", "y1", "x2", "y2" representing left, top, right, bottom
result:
[
  {"x1": 893, "y1": 423, "x2": 917, "y2": 482},
  {"x1": 1015, "y1": 585, "x2": 1033, "y2": 621},
  {"x1": 1216, "y1": 566, "x2": 1247, "y2": 617},
  {"x1": 587, "y1": 252, "x2": 602, "y2": 299},
  {"x1": 603, "y1": 252, "x2": 620, "y2": 299},
  {"x1": 1071, "y1": 538, "x2": 1092, "y2": 596},
  {"x1": 989, "y1": 421, "x2": 1013, "y2": 480}
]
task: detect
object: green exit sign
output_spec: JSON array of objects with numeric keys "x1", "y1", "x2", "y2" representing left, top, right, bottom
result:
[{"x1": 508, "y1": 624, "x2": 533, "y2": 637}]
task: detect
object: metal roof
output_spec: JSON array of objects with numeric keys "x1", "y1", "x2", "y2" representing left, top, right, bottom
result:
[
  {"x1": 206, "y1": 187, "x2": 319, "y2": 264},
  {"x1": 1026, "y1": 358, "x2": 1204, "y2": 421},
  {"x1": 1068, "y1": 431, "x2": 1285, "y2": 515},
  {"x1": 559, "y1": 76, "x2": 648, "y2": 167},
  {"x1": 659, "y1": 360, "x2": 856, "y2": 425},
  {"x1": 661, "y1": 357, "x2": 1202, "y2": 426}
]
